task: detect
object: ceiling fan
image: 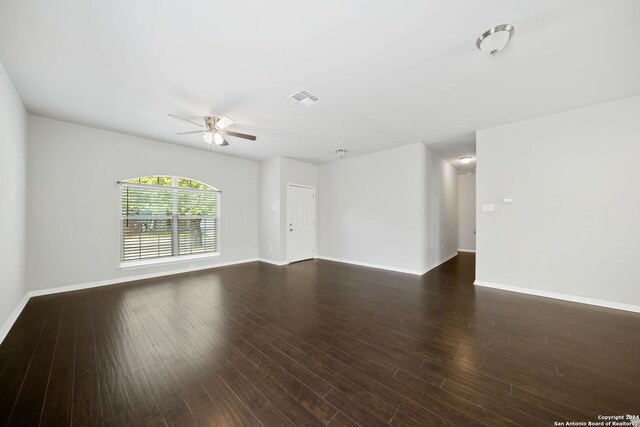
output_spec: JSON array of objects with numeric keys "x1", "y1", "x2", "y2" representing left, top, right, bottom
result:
[{"x1": 168, "y1": 114, "x2": 257, "y2": 148}]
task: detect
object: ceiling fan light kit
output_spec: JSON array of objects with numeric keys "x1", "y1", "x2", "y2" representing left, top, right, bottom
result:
[
  {"x1": 212, "y1": 132, "x2": 225, "y2": 146},
  {"x1": 476, "y1": 24, "x2": 514, "y2": 56}
]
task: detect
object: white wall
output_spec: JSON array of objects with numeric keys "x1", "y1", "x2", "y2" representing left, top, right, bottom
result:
[
  {"x1": 259, "y1": 157, "x2": 281, "y2": 262},
  {"x1": 0, "y1": 62, "x2": 27, "y2": 336},
  {"x1": 26, "y1": 116, "x2": 259, "y2": 292},
  {"x1": 457, "y1": 173, "x2": 476, "y2": 251},
  {"x1": 318, "y1": 144, "x2": 423, "y2": 273},
  {"x1": 422, "y1": 146, "x2": 459, "y2": 271},
  {"x1": 476, "y1": 95, "x2": 640, "y2": 310}
]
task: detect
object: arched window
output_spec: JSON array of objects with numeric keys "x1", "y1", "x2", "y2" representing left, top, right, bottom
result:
[{"x1": 119, "y1": 176, "x2": 220, "y2": 264}]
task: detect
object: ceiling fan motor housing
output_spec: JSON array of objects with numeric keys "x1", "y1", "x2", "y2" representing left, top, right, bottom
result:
[{"x1": 204, "y1": 116, "x2": 217, "y2": 130}]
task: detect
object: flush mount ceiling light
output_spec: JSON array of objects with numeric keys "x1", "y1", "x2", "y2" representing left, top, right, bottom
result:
[
  {"x1": 476, "y1": 24, "x2": 514, "y2": 56},
  {"x1": 460, "y1": 156, "x2": 474, "y2": 164}
]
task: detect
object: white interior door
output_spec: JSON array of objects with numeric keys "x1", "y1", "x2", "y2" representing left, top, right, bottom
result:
[{"x1": 287, "y1": 184, "x2": 315, "y2": 263}]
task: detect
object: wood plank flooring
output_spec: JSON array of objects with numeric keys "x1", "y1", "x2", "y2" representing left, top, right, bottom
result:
[{"x1": 1, "y1": 253, "x2": 639, "y2": 426}]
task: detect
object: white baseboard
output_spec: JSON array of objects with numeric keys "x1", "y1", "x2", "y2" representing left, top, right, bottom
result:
[
  {"x1": 316, "y1": 255, "x2": 342, "y2": 262},
  {"x1": 314, "y1": 252, "x2": 461, "y2": 276},
  {"x1": 0, "y1": 293, "x2": 30, "y2": 345},
  {"x1": 258, "y1": 258, "x2": 288, "y2": 266},
  {"x1": 315, "y1": 255, "x2": 423, "y2": 276},
  {"x1": 29, "y1": 258, "x2": 259, "y2": 298},
  {"x1": 421, "y1": 252, "x2": 459, "y2": 274},
  {"x1": 457, "y1": 248, "x2": 476, "y2": 253},
  {"x1": 474, "y1": 280, "x2": 640, "y2": 314},
  {"x1": 315, "y1": 255, "x2": 340, "y2": 263}
]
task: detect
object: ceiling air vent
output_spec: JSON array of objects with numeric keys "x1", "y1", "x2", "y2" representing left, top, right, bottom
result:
[{"x1": 289, "y1": 89, "x2": 320, "y2": 106}]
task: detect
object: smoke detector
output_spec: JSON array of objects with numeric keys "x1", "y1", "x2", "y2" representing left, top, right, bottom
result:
[
  {"x1": 290, "y1": 89, "x2": 320, "y2": 106},
  {"x1": 336, "y1": 149, "x2": 347, "y2": 159}
]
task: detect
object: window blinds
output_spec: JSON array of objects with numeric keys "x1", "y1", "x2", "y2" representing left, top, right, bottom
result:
[{"x1": 120, "y1": 182, "x2": 220, "y2": 262}]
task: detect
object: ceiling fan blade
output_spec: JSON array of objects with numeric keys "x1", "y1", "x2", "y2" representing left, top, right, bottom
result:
[
  {"x1": 168, "y1": 114, "x2": 204, "y2": 128},
  {"x1": 215, "y1": 116, "x2": 234, "y2": 129},
  {"x1": 175, "y1": 130, "x2": 204, "y2": 135},
  {"x1": 220, "y1": 136, "x2": 230, "y2": 147},
  {"x1": 225, "y1": 130, "x2": 257, "y2": 141}
]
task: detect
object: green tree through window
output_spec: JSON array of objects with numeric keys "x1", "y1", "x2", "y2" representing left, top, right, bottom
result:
[{"x1": 120, "y1": 176, "x2": 220, "y2": 262}]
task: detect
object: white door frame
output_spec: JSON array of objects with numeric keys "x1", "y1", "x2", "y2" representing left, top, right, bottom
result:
[{"x1": 286, "y1": 183, "x2": 316, "y2": 264}]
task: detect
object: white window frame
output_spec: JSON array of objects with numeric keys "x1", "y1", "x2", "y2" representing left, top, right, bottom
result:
[{"x1": 118, "y1": 176, "x2": 221, "y2": 269}]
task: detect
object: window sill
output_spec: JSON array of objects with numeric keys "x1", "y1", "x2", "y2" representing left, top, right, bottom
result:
[{"x1": 118, "y1": 252, "x2": 221, "y2": 270}]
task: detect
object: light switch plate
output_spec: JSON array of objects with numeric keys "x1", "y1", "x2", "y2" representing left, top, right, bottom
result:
[{"x1": 482, "y1": 204, "x2": 496, "y2": 212}]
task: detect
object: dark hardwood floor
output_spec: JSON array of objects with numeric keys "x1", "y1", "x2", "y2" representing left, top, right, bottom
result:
[{"x1": 1, "y1": 253, "x2": 639, "y2": 426}]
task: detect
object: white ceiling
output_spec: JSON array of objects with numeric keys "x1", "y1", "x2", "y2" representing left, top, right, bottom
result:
[{"x1": 1, "y1": 1, "x2": 639, "y2": 166}]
